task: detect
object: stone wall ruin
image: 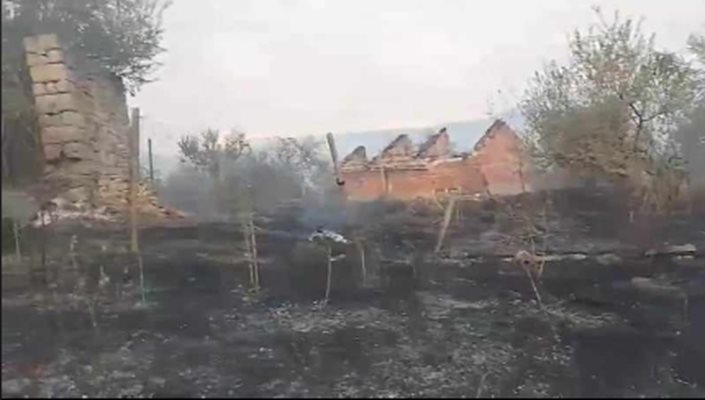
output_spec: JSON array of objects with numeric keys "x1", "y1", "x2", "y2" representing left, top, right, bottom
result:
[
  {"x1": 25, "y1": 34, "x2": 130, "y2": 190},
  {"x1": 23, "y1": 33, "x2": 179, "y2": 222}
]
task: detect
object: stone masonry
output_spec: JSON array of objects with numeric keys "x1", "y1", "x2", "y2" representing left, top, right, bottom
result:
[
  {"x1": 24, "y1": 34, "x2": 180, "y2": 223},
  {"x1": 24, "y1": 34, "x2": 130, "y2": 187}
]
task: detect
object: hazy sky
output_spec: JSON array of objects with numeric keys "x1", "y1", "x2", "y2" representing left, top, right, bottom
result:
[{"x1": 131, "y1": 0, "x2": 705, "y2": 154}]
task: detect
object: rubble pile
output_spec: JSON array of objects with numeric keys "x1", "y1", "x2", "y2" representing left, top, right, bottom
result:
[{"x1": 31, "y1": 179, "x2": 184, "y2": 227}]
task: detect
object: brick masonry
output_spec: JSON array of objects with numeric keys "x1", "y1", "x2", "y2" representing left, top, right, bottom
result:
[{"x1": 340, "y1": 120, "x2": 532, "y2": 201}]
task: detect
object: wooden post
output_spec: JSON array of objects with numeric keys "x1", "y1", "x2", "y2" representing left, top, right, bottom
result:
[
  {"x1": 325, "y1": 246, "x2": 333, "y2": 302},
  {"x1": 243, "y1": 221, "x2": 254, "y2": 287},
  {"x1": 148, "y1": 138, "x2": 154, "y2": 185},
  {"x1": 133, "y1": 109, "x2": 141, "y2": 179},
  {"x1": 243, "y1": 214, "x2": 260, "y2": 291},
  {"x1": 40, "y1": 208, "x2": 46, "y2": 276},
  {"x1": 355, "y1": 238, "x2": 366, "y2": 286},
  {"x1": 249, "y1": 217, "x2": 260, "y2": 289},
  {"x1": 129, "y1": 108, "x2": 146, "y2": 304},
  {"x1": 12, "y1": 220, "x2": 21, "y2": 262},
  {"x1": 434, "y1": 196, "x2": 457, "y2": 253},
  {"x1": 128, "y1": 108, "x2": 140, "y2": 253}
]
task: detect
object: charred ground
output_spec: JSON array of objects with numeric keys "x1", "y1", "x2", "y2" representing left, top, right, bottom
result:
[{"x1": 2, "y1": 188, "x2": 705, "y2": 397}]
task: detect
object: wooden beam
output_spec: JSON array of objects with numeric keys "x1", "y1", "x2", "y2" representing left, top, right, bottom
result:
[
  {"x1": 434, "y1": 196, "x2": 457, "y2": 253},
  {"x1": 148, "y1": 138, "x2": 154, "y2": 185},
  {"x1": 326, "y1": 132, "x2": 345, "y2": 186}
]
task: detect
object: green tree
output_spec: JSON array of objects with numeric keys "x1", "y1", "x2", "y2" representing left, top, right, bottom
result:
[
  {"x1": 178, "y1": 129, "x2": 250, "y2": 181},
  {"x1": 1, "y1": 0, "x2": 170, "y2": 185},
  {"x1": 2, "y1": 0, "x2": 171, "y2": 94},
  {"x1": 273, "y1": 136, "x2": 329, "y2": 197},
  {"x1": 521, "y1": 8, "x2": 699, "y2": 181}
]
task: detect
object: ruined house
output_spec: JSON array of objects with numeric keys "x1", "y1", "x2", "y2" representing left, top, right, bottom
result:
[{"x1": 339, "y1": 120, "x2": 532, "y2": 201}]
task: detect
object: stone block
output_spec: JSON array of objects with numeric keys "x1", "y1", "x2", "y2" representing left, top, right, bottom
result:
[
  {"x1": 30, "y1": 64, "x2": 68, "y2": 83},
  {"x1": 54, "y1": 79, "x2": 76, "y2": 93},
  {"x1": 32, "y1": 83, "x2": 47, "y2": 96},
  {"x1": 34, "y1": 93, "x2": 77, "y2": 114},
  {"x1": 39, "y1": 114, "x2": 59, "y2": 126},
  {"x1": 63, "y1": 142, "x2": 93, "y2": 160},
  {"x1": 59, "y1": 111, "x2": 86, "y2": 127},
  {"x1": 42, "y1": 126, "x2": 84, "y2": 144},
  {"x1": 65, "y1": 161, "x2": 99, "y2": 176},
  {"x1": 44, "y1": 144, "x2": 62, "y2": 162},
  {"x1": 46, "y1": 49, "x2": 64, "y2": 63},
  {"x1": 26, "y1": 53, "x2": 49, "y2": 67},
  {"x1": 37, "y1": 34, "x2": 61, "y2": 51},
  {"x1": 34, "y1": 96, "x2": 53, "y2": 114},
  {"x1": 40, "y1": 112, "x2": 86, "y2": 128},
  {"x1": 45, "y1": 82, "x2": 57, "y2": 94}
]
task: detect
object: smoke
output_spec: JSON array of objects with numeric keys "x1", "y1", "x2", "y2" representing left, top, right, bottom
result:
[
  {"x1": 157, "y1": 132, "x2": 419, "y2": 235},
  {"x1": 297, "y1": 195, "x2": 349, "y2": 231},
  {"x1": 158, "y1": 137, "x2": 341, "y2": 224}
]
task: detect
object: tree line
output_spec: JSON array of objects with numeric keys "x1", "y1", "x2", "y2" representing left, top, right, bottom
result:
[{"x1": 165, "y1": 130, "x2": 335, "y2": 221}]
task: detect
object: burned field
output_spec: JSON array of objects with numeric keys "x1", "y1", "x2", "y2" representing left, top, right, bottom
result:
[{"x1": 2, "y1": 189, "x2": 705, "y2": 398}]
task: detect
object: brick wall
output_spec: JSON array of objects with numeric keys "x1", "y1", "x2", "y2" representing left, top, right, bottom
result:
[
  {"x1": 340, "y1": 120, "x2": 530, "y2": 201},
  {"x1": 342, "y1": 159, "x2": 486, "y2": 201},
  {"x1": 473, "y1": 121, "x2": 531, "y2": 196}
]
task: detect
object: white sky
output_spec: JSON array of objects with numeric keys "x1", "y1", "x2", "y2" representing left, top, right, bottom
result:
[{"x1": 131, "y1": 0, "x2": 705, "y2": 154}]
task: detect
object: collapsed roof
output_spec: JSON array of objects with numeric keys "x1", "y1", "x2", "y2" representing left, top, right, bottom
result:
[
  {"x1": 340, "y1": 120, "x2": 516, "y2": 171},
  {"x1": 416, "y1": 128, "x2": 449, "y2": 159},
  {"x1": 340, "y1": 145, "x2": 368, "y2": 167}
]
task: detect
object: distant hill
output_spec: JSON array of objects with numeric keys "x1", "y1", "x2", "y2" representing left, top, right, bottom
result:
[{"x1": 334, "y1": 111, "x2": 525, "y2": 158}]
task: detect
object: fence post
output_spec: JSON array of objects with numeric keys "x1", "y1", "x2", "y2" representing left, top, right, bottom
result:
[
  {"x1": 148, "y1": 138, "x2": 154, "y2": 185},
  {"x1": 128, "y1": 107, "x2": 140, "y2": 253}
]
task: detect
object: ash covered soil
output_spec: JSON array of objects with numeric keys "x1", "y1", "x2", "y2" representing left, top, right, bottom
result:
[{"x1": 3, "y1": 193, "x2": 705, "y2": 398}]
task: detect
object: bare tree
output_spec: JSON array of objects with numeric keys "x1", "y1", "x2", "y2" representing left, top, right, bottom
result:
[
  {"x1": 178, "y1": 129, "x2": 250, "y2": 181},
  {"x1": 177, "y1": 128, "x2": 250, "y2": 215},
  {"x1": 273, "y1": 136, "x2": 328, "y2": 197}
]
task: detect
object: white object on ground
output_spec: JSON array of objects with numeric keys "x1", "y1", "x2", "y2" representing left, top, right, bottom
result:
[{"x1": 308, "y1": 228, "x2": 351, "y2": 245}]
